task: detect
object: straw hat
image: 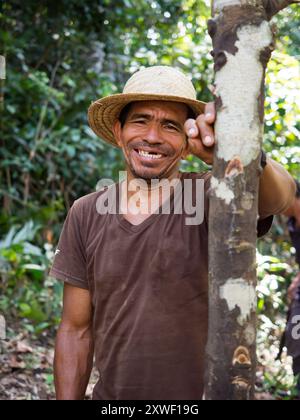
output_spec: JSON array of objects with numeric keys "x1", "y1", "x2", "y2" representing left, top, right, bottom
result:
[{"x1": 88, "y1": 66, "x2": 206, "y2": 147}]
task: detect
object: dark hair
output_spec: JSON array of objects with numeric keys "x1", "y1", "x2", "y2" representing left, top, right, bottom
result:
[
  {"x1": 118, "y1": 102, "x2": 196, "y2": 128},
  {"x1": 295, "y1": 180, "x2": 300, "y2": 198},
  {"x1": 119, "y1": 103, "x2": 132, "y2": 128}
]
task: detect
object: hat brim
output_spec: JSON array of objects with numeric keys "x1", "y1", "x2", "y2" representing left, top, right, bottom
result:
[{"x1": 88, "y1": 93, "x2": 207, "y2": 147}]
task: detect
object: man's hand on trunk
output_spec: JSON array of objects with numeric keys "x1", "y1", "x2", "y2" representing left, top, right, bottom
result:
[{"x1": 184, "y1": 102, "x2": 216, "y2": 165}]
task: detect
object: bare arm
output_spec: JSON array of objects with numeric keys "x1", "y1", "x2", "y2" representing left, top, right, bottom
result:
[
  {"x1": 54, "y1": 283, "x2": 94, "y2": 400},
  {"x1": 184, "y1": 103, "x2": 296, "y2": 217},
  {"x1": 258, "y1": 157, "x2": 296, "y2": 219}
]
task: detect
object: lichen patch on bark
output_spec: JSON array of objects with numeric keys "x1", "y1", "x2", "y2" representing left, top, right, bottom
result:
[
  {"x1": 220, "y1": 278, "x2": 257, "y2": 325},
  {"x1": 243, "y1": 324, "x2": 256, "y2": 345},
  {"x1": 241, "y1": 192, "x2": 254, "y2": 210},
  {"x1": 211, "y1": 176, "x2": 235, "y2": 204}
]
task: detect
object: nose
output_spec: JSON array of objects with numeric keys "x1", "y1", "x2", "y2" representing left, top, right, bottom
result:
[{"x1": 143, "y1": 123, "x2": 163, "y2": 145}]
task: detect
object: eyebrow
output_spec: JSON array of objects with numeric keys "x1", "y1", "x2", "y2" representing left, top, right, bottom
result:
[{"x1": 128, "y1": 113, "x2": 183, "y2": 131}]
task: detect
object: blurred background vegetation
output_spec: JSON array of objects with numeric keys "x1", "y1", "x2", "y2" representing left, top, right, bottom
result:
[{"x1": 0, "y1": 0, "x2": 299, "y2": 399}]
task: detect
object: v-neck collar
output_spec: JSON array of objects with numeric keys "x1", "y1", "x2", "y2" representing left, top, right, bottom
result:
[{"x1": 115, "y1": 173, "x2": 183, "y2": 233}]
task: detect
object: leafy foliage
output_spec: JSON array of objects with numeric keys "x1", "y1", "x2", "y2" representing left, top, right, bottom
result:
[{"x1": 0, "y1": 221, "x2": 62, "y2": 334}]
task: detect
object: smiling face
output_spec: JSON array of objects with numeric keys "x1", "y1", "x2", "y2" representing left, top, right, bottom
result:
[{"x1": 113, "y1": 101, "x2": 189, "y2": 180}]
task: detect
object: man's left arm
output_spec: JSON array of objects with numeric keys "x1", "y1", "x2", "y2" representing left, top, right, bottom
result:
[
  {"x1": 184, "y1": 102, "x2": 296, "y2": 219},
  {"x1": 258, "y1": 157, "x2": 296, "y2": 219}
]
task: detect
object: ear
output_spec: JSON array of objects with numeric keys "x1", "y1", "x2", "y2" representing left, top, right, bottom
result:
[{"x1": 112, "y1": 120, "x2": 122, "y2": 148}]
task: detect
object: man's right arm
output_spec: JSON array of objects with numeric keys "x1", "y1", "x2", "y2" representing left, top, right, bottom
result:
[{"x1": 54, "y1": 283, "x2": 94, "y2": 400}]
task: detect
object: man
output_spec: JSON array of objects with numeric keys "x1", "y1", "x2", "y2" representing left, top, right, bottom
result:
[
  {"x1": 50, "y1": 66, "x2": 295, "y2": 400},
  {"x1": 282, "y1": 181, "x2": 300, "y2": 397}
]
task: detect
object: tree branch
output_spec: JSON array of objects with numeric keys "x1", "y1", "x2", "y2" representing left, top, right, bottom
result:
[{"x1": 263, "y1": 0, "x2": 299, "y2": 20}]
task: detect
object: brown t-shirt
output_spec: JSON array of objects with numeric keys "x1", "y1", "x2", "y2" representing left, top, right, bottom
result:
[{"x1": 50, "y1": 171, "x2": 272, "y2": 400}]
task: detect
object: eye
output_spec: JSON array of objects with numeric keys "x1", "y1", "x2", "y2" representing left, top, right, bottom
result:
[
  {"x1": 132, "y1": 119, "x2": 147, "y2": 125},
  {"x1": 164, "y1": 123, "x2": 178, "y2": 131}
]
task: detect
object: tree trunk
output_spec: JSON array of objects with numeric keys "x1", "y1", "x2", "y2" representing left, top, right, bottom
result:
[{"x1": 206, "y1": 0, "x2": 298, "y2": 400}]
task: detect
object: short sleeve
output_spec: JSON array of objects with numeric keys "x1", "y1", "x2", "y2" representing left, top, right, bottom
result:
[
  {"x1": 257, "y1": 215, "x2": 273, "y2": 238},
  {"x1": 49, "y1": 201, "x2": 88, "y2": 290}
]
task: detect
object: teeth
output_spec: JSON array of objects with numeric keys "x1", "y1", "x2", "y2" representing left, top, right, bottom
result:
[{"x1": 138, "y1": 150, "x2": 163, "y2": 159}]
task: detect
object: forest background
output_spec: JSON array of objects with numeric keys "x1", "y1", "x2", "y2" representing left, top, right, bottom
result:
[{"x1": 0, "y1": 0, "x2": 299, "y2": 399}]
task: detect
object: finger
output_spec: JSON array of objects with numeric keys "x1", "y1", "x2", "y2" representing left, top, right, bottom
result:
[
  {"x1": 186, "y1": 137, "x2": 214, "y2": 165},
  {"x1": 208, "y1": 84, "x2": 216, "y2": 96},
  {"x1": 196, "y1": 115, "x2": 215, "y2": 147},
  {"x1": 204, "y1": 102, "x2": 216, "y2": 124},
  {"x1": 184, "y1": 119, "x2": 199, "y2": 138}
]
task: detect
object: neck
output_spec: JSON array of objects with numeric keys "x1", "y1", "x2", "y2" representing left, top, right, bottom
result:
[
  {"x1": 121, "y1": 166, "x2": 181, "y2": 215},
  {"x1": 126, "y1": 164, "x2": 180, "y2": 188}
]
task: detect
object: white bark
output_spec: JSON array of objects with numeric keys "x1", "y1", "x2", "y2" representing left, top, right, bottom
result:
[
  {"x1": 220, "y1": 278, "x2": 257, "y2": 326},
  {"x1": 215, "y1": 21, "x2": 273, "y2": 166},
  {"x1": 211, "y1": 177, "x2": 234, "y2": 204}
]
